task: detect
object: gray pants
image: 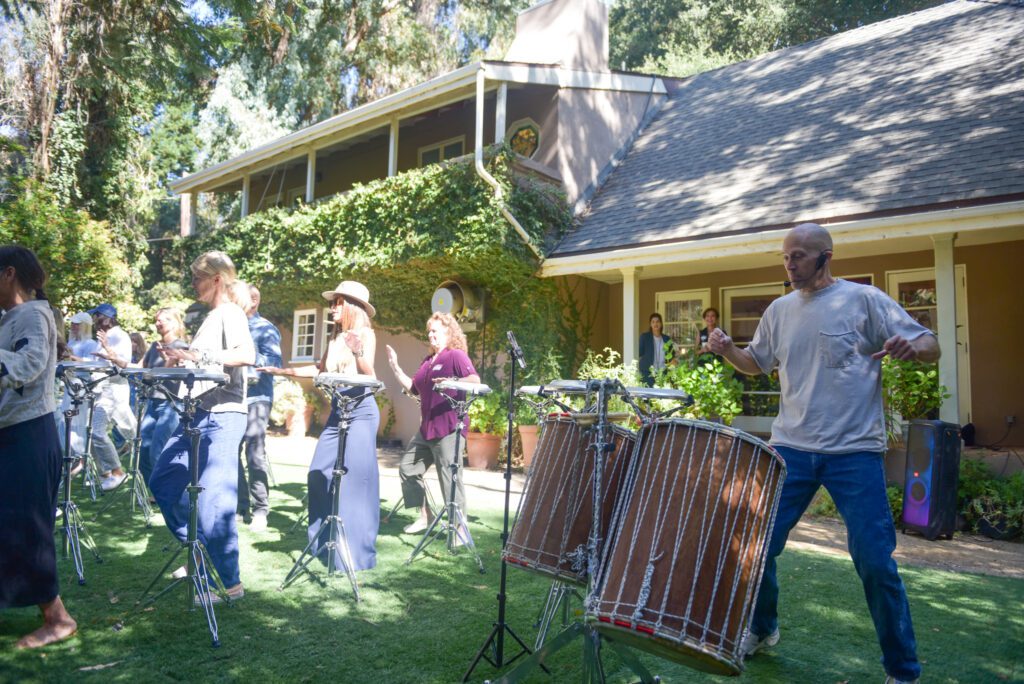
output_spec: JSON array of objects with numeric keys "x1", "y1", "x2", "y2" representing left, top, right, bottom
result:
[
  {"x1": 399, "y1": 430, "x2": 467, "y2": 513},
  {"x1": 91, "y1": 405, "x2": 123, "y2": 474},
  {"x1": 237, "y1": 401, "x2": 271, "y2": 515}
]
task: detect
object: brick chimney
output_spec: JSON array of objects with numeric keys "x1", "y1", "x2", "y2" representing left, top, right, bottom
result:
[{"x1": 503, "y1": 0, "x2": 609, "y2": 72}]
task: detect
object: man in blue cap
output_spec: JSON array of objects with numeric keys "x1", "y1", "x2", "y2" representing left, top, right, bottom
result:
[{"x1": 87, "y1": 302, "x2": 136, "y2": 491}]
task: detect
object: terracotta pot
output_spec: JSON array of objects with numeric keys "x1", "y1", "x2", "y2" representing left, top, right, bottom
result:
[
  {"x1": 286, "y1": 406, "x2": 313, "y2": 437},
  {"x1": 466, "y1": 432, "x2": 501, "y2": 470},
  {"x1": 518, "y1": 425, "x2": 540, "y2": 470}
]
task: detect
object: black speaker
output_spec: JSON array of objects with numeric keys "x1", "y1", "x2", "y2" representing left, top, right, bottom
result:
[{"x1": 900, "y1": 420, "x2": 960, "y2": 540}]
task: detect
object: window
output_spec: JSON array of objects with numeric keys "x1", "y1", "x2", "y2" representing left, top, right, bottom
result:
[
  {"x1": 506, "y1": 118, "x2": 541, "y2": 158},
  {"x1": 722, "y1": 284, "x2": 786, "y2": 347},
  {"x1": 886, "y1": 269, "x2": 938, "y2": 332},
  {"x1": 291, "y1": 309, "x2": 316, "y2": 361},
  {"x1": 418, "y1": 136, "x2": 465, "y2": 167},
  {"x1": 655, "y1": 289, "x2": 710, "y2": 349},
  {"x1": 322, "y1": 307, "x2": 335, "y2": 357}
]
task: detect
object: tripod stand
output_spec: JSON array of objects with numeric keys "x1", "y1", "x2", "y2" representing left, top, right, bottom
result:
[
  {"x1": 280, "y1": 376, "x2": 381, "y2": 597},
  {"x1": 95, "y1": 369, "x2": 156, "y2": 525},
  {"x1": 137, "y1": 370, "x2": 231, "y2": 648},
  {"x1": 406, "y1": 382, "x2": 486, "y2": 573},
  {"x1": 56, "y1": 363, "x2": 112, "y2": 585},
  {"x1": 490, "y1": 379, "x2": 659, "y2": 684},
  {"x1": 463, "y1": 331, "x2": 536, "y2": 681}
]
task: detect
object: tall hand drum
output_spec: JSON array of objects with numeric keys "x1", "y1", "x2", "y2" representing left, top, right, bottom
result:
[
  {"x1": 589, "y1": 419, "x2": 786, "y2": 675},
  {"x1": 504, "y1": 413, "x2": 636, "y2": 584}
]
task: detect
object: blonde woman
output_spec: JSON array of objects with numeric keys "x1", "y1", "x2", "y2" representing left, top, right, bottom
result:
[
  {"x1": 259, "y1": 281, "x2": 380, "y2": 570},
  {"x1": 386, "y1": 312, "x2": 479, "y2": 534},
  {"x1": 138, "y1": 307, "x2": 189, "y2": 486},
  {"x1": 150, "y1": 252, "x2": 254, "y2": 601}
]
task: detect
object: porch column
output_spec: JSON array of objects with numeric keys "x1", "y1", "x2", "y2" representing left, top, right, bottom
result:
[
  {"x1": 933, "y1": 234, "x2": 959, "y2": 424},
  {"x1": 180, "y1": 192, "x2": 196, "y2": 237},
  {"x1": 305, "y1": 150, "x2": 317, "y2": 203},
  {"x1": 621, "y1": 266, "x2": 641, "y2": 364},
  {"x1": 240, "y1": 175, "x2": 251, "y2": 218},
  {"x1": 494, "y1": 82, "x2": 507, "y2": 144},
  {"x1": 388, "y1": 117, "x2": 399, "y2": 176}
]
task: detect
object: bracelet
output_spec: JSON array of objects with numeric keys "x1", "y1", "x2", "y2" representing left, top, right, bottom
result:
[{"x1": 353, "y1": 350, "x2": 364, "y2": 358}]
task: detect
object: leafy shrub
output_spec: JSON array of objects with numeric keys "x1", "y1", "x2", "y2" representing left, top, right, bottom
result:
[{"x1": 656, "y1": 357, "x2": 744, "y2": 424}]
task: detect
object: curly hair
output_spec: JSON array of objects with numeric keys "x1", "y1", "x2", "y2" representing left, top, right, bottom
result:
[{"x1": 427, "y1": 312, "x2": 467, "y2": 352}]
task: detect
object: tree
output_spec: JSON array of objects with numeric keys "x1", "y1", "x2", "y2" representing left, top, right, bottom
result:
[{"x1": 612, "y1": 0, "x2": 945, "y2": 77}]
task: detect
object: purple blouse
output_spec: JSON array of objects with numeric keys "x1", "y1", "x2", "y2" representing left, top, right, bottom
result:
[{"x1": 411, "y1": 347, "x2": 477, "y2": 440}]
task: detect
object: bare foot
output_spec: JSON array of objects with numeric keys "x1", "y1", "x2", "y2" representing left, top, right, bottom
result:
[{"x1": 15, "y1": 617, "x2": 77, "y2": 649}]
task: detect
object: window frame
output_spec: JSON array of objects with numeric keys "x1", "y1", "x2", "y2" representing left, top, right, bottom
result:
[
  {"x1": 291, "y1": 308, "x2": 317, "y2": 362},
  {"x1": 417, "y1": 135, "x2": 466, "y2": 167},
  {"x1": 721, "y1": 282, "x2": 786, "y2": 347},
  {"x1": 654, "y1": 288, "x2": 711, "y2": 350}
]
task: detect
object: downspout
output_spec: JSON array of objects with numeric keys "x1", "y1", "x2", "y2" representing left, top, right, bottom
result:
[{"x1": 474, "y1": 65, "x2": 544, "y2": 261}]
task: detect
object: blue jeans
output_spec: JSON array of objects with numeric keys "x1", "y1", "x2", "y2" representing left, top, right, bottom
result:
[
  {"x1": 751, "y1": 446, "x2": 920, "y2": 681},
  {"x1": 150, "y1": 410, "x2": 246, "y2": 588},
  {"x1": 139, "y1": 400, "x2": 180, "y2": 487}
]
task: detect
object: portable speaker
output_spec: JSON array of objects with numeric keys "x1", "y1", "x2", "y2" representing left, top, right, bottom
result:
[{"x1": 900, "y1": 420, "x2": 961, "y2": 541}]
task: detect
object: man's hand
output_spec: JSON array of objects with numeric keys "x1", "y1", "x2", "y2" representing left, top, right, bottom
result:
[
  {"x1": 871, "y1": 334, "x2": 939, "y2": 362},
  {"x1": 708, "y1": 328, "x2": 733, "y2": 354}
]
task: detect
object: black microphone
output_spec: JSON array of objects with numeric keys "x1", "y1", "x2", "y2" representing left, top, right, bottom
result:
[
  {"x1": 506, "y1": 330, "x2": 526, "y2": 369},
  {"x1": 784, "y1": 252, "x2": 828, "y2": 288}
]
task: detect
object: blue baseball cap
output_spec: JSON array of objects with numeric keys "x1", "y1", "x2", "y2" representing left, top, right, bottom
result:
[{"x1": 87, "y1": 303, "x2": 118, "y2": 319}]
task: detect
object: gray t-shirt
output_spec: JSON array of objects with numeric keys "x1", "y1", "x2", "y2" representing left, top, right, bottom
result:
[{"x1": 746, "y1": 279, "x2": 934, "y2": 454}]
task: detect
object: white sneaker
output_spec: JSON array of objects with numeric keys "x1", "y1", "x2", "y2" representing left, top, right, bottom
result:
[
  {"x1": 100, "y1": 473, "x2": 127, "y2": 491},
  {"x1": 884, "y1": 677, "x2": 919, "y2": 684},
  {"x1": 740, "y1": 627, "x2": 780, "y2": 658},
  {"x1": 249, "y1": 511, "x2": 268, "y2": 533}
]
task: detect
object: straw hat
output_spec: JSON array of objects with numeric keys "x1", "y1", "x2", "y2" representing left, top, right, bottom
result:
[{"x1": 321, "y1": 280, "x2": 375, "y2": 318}]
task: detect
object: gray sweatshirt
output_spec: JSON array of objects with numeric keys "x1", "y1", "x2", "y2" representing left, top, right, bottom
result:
[{"x1": 0, "y1": 299, "x2": 57, "y2": 429}]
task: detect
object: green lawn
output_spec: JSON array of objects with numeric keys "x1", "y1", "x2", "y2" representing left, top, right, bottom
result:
[{"x1": 2, "y1": 465, "x2": 1022, "y2": 683}]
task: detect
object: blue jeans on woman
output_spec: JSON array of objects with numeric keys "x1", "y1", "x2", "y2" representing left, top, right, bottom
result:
[
  {"x1": 150, "y1": 410, "x2": 246, "y2": 588},
  {"x1": 139, "y1": 399, "x2": 180, "y2": 487},
  {"x1": 750, "y1": 446, "x2": 920, "y2": 682}
]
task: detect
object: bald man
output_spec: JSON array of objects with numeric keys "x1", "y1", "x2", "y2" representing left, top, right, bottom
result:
[{"x1": 710, "y1": 223, "x2": 939, "y2": 684}]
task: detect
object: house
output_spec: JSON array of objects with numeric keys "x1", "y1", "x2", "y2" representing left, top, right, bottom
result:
[
  {"x1": 544, "y1": 0, "x2": 1024, "y2": 452},
  {"x1": 171, "y1": 0, "x2": 1024, "y2": 455},
  {"x1": 169, "y1": 0, "x2": 671, "y2": 440}
]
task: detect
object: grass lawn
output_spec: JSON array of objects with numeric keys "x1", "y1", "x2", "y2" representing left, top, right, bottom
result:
[{"x1": 2, "y1": 454, "x2": 1022, "y2": 683}]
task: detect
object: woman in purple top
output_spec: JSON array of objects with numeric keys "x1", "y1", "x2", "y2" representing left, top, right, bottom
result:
[{"x1": 386, "y1": 312, "x2": 480, "y2": 534}]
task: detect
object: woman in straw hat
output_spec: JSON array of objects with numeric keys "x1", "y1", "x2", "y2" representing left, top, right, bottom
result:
[{"x1": 260, "y1": 280, "x2": 380, "y2": 571}]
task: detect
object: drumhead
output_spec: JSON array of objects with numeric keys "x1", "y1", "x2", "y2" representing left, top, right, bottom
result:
[
  {"x1": 316, "y1": 373, "x2": 383, "y2": 390},
  {"x1": 434, "y1": 379, "x2": 491, "y2": 395},
  {"x1": 624, "y1": 386, "x2": 691, "y2": 402},
  {"x1": 147, "y1": 367, "x2": 229, "y2": 384},
  {"x1": 58, "y1": 361, "x2": 109, "y2": 373}
]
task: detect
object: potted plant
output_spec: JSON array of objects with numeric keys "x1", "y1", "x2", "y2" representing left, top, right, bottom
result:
[
  {"x1": 515, "y1": 400, "x2": 541, "y2": 469},
  {"x1": 466, "y1": 391, "x2": 505, "y2": 469},
  {"x1": 882, "y1": 357, "x2": 949, "y2": 445},
  {"x1": 270, "y1": 377, "x2": 309, "y2": 437},
  {"x1": 655, "y1": 357, "x2": 744, "y2": 424}
]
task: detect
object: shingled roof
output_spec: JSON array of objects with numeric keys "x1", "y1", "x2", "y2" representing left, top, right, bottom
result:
[{"x1": 553, "y1": 0, "x2": 1024, "y2": 257}]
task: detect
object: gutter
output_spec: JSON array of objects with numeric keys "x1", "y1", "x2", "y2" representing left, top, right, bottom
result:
[{"x1": 474, "y1": 66, "x2": 544, "y2": 261}]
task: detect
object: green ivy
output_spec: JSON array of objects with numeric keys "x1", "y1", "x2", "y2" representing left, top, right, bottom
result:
[{"x1": 170, "y1": 147, "x2": 577, "y2": 382}]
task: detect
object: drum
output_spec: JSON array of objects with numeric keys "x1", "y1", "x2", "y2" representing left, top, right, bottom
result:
[
  {"x1": 146, "y1": 367, "x2": 229, "y2": 385},
  {"x1": 504, "y1": 415, "x2": 637, "y2": 584},
  {"x1": 433, "y1": 379, "x2": 492, "y2": 395},
  {"x1": 589, "y1": 419, "x2": 786, "y2": 675}
]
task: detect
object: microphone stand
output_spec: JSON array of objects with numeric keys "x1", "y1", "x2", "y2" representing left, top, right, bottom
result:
[{"x1": 463, "y1": 331, "x2": 540, "y2": 681}]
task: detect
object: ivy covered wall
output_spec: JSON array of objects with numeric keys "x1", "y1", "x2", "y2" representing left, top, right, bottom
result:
[{"x1": 171, "y1": 148, "x2": 590, "y2": 383}]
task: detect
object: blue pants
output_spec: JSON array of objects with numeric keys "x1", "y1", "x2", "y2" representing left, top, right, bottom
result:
[
  {"x1": 150, "y1": 410, "x2": 245, "y2": 588},
  {"x1": 751, "y1": 446, "x2": 920, "y2": 681},
  {"x1": 139, "y1": 399, "x2": 180, "y2": 487}
]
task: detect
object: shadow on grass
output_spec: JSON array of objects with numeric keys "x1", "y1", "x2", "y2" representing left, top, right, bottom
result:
[{"x1": 4, "y1": 475, "x2": 1023, "y2": 683}]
